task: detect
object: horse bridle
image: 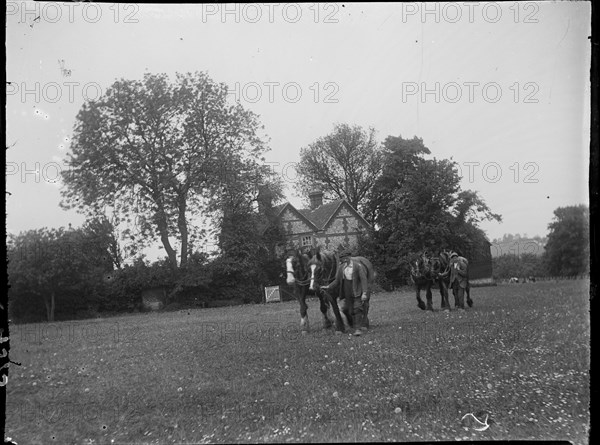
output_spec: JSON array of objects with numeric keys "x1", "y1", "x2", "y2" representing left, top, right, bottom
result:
[
  {"x1": 308, "y1": 255, "x2": 337, "y2": 288},
  {"x1": 287, "y1": 256, "x2": 311, "y2": 286},
  {"x1": 413, "y1": 252, "x2": 450, "y2": 280},
  {"x1": 412, "y1": 253, "x2": 431, "y2": 278},
  {"x1": 430, "y1": 252, "x2": 451, "y2": 279},
  {"x1": 410, "y1": 256, "x2": 423, "y2": 278}
]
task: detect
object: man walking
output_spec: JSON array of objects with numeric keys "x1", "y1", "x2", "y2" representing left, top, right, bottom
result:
[{"x1": 448, "y1": 251, "x2": 470, "y2": 309}]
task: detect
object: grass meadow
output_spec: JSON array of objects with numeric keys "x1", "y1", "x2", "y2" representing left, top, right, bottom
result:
[{"x1": 6, "y1": 279, "x2": 590, "y2": 444}]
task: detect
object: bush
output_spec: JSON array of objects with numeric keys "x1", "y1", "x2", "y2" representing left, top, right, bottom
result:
[
  {"x1": 168, "y1": 260, "x2": 213, "y2": 306},
  {"x1": 101, "y1": 258, "x2": 176, "y2": 312}
]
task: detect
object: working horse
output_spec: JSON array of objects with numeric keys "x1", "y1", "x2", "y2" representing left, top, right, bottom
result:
[
  {"x1": 320, "y1": 254, "x2": 376, "y2": 333},
  {"x1": 306, "y1": 248, "x2": 349, "y2": 333},
  {"x1": 285, "y1": 248, "x2": 336, "y2": 333},
  {"x1": 410, "y1": 250, "x2": 451, "y2": 311}
]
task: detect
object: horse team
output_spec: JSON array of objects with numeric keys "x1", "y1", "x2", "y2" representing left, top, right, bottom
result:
[
  {"x1": 285, "y1": 248, "x2": 374, "y2": 336},
  {"x1": 285, "y1": 247, "x2": 472, "y2": 335},
  {"x1": 410, "y1": 249, "x2": 472, "y2": 312}
]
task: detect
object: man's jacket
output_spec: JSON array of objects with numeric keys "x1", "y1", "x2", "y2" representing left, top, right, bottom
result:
[
  {"x1": 326, "y1": 256, "x2": 374, "y2": 299},
  {"x1": 449, "y1": 256, "x2": 469, "y2": 288}
]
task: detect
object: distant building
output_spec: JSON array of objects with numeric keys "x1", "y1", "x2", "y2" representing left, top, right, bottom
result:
[
  {"x1": 274, "y1": 190, "x2": 370, "y2": 252},
  {"x1": 490, "y1": 238, "x2": 546, "y2": 258}
]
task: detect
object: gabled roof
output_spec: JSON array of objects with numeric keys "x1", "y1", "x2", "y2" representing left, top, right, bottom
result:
[
  {"x1": 273, "y1": 203, "x2": 287, "y2": 215},
  {"x1": 277, "y1": 199, "x2": 371, "y2": 232},
  {"x1": 318, "y1": 200, "x2": 371, "y2": 231},
  {"x1": 274, "y1": 202, "x2": 319, "y2": 231},
  {"x1": 299, "y1": 199, "x2": 344, "y2": 230}
]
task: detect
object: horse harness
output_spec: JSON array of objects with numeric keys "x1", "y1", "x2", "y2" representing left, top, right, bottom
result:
[
  {"x1": 312, "y1": 254, "x2": 338, "y2": 287},
  {"x1": 287, "y1": 255, "x2": 312, "y2": 286},
  {"x1": 429, "y1": 254, "x2": 451, "y2": 280},
  {"x1": 413, "y1": 252, "x2": 450, "y2": 282}
]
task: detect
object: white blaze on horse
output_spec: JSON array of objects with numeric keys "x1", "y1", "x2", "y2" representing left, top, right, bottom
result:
[
  {"x1": 284, "y1": 249, "x2": 335, "y2": 333},
  {"x1": 306, "y1": 248, "x2": 348, "y2": 333},
  {"x1": 309, "y1": 264, "x2": 317, "y2": 291},
  {"x1": 285, "y1": 248, "x2": 349, "y2": 334},
  {"x1": 286, "y1": 257, "x2": 296, "y2": 285}
]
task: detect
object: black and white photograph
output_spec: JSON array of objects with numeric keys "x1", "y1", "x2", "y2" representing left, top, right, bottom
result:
[{"x1": 4, "y1": 2, "x2": 592, "y2": 444}]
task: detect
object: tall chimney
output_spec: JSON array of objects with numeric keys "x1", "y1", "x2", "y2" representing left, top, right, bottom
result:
[
  {"x1": 308, "y1": 190, "x2": 324, "y2": 210},
  {"x1": 257, "y1": 184, "x2": 273, "y2": 214}
]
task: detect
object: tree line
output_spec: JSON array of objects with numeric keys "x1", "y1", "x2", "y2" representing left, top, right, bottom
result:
[
  {"x1": 7, "y1": 71, "x2": 590, "y2": 323},
  {"x1": 491, "y1": 205, "x2": 589, "y2": 280}
]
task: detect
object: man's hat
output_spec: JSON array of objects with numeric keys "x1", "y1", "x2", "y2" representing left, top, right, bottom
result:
[{"x1": 449, "y1": 251, "x2": 458, "y2": 258}]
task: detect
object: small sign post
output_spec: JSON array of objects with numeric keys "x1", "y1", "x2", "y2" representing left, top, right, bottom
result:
[{"x1": 264, "y1": 286, "x2": 281, "y2": 303}]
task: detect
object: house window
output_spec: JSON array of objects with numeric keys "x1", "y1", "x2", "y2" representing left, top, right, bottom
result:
[{"x1": 301, "y1": 236, "x2": 312, "y2": 247}]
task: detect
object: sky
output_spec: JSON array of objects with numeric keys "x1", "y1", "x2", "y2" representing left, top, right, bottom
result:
[{"x1": 6, "y1": 2, "x2": 591, "y2": 261}]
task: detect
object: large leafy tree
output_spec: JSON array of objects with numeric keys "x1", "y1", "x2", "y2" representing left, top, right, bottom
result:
[
  {"x1": 295, "y1": 123, "x2": 384, "y2": 212},
  {"x1": 364, "y1": 135, "x2": 430, "y2": 221},
  {"x1": 363, "y1": 135, "x2": 501, "y2": 284},
  {"x1": 366, "y1": 136, "x2": 457, "y2": 251},
  {"x1": 60, "y1": 71, "x2": 267, "y2": 269},
  {"x1": 544, "y1": 204, "x2": 589, "y2": 276}
]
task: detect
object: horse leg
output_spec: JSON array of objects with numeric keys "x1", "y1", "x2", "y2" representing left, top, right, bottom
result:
[
  {"x1": 338, "y1": 298, "x2": 351, "y2": 328},
  {"x1": 323, "y1": 289, "x2": 345, "y2": 333},
  {"x1": 426, "y1": 284, "x2": 434, "y2": 311},
  {"x1": 297, "y1": 287, "x2": 309, "y2": 332},
  {"x1": 416, "y1": 286, "x2": 427, "y2": 310},
  {"x1": 466, "y1": 282, "x2": 473, "y2": 307},
  {"x1": 439, "y1": 280, "x2": 445, "y2": 309},
  {"x1": 318, "y1": 292, "x2": 333, "y2": 329},
  {"x1": 440, "y1": 280, "x2": 450, "y2": 310}
]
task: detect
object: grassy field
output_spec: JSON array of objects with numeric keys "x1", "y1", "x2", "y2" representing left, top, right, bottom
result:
[{"x1": 6, "y1": 279, "x2": 590, "y2": 444}]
